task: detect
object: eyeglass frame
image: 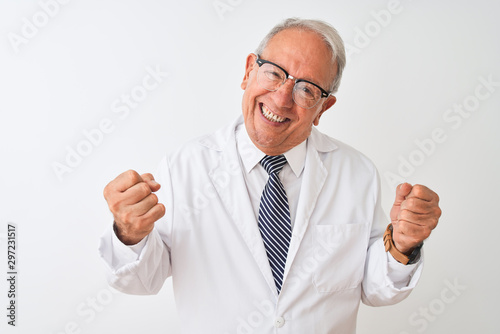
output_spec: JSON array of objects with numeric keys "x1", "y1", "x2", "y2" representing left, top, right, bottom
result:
[{"x1": 254, "y1": 54, "x2": 332, "y2": 108}]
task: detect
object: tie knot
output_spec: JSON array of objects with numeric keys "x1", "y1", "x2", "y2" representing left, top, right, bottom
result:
[{"x1": 260, "y1": 155, "x2": 287, "y2": 175}]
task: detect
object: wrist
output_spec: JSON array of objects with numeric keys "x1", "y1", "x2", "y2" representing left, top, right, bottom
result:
[
  {"x1": 383, "y1": 224, "x2": 422, "y2": 265},
  {"x1": 394, "y1": 240, "x2": 414, "y2": 256},
  {"x1": 113, "y1": 222, "x2": 146, "y2": 246}
]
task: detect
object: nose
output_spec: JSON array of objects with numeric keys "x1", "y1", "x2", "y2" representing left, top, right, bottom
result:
[{"x1": 272, "y1": 78, "x2": 295, "y2": 109}]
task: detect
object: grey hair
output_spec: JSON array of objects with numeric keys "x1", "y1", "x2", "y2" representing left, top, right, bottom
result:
[{"x1": 255, "y1": 18, "x2": 346, "y2": 95}]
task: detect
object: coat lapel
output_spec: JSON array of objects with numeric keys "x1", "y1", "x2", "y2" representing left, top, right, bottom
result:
[
  {"x1": 281, "y1": 128, "x2": 337, "y2": 285},
  {"x1": 203, "y1": 118, "x2": 278, "y2": 298},
  {"x1": 281, "y1": 138, "x2": 327, "y2": 284}
]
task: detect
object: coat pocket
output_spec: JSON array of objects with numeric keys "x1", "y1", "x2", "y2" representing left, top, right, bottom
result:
[{"x1": 312, "y1": 223, "x2": 369, "y2": 293}]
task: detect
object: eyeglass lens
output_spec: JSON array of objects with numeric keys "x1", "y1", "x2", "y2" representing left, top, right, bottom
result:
[{"x1": 257, "y1": 62, "x2": 322, "y2": 109}]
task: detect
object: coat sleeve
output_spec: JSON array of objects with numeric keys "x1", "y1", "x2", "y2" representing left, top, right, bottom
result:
[
  {"x1": 98, "y1": 156, "x2": 174, "y2": 295},
  {"x1": 361, "y1": 170, "x2": 424, "y2": 306}
]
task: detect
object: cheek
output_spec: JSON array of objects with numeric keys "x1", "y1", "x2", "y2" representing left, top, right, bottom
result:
[
  {"x1": 292, "y1": 113, "x2": 319, "y2": 136},
  {"x1": 242, "y1": 90, "x2": 256, "y2": 113},
  {"x1": 309, "y1": 108, "x2": 325, "y2": 126},
  {"x1": 243, "y1": 86, "x2": 267, "y2": 113},
  {"x1": 297, "y1": 110, "x2": 319, "y2": 126}
]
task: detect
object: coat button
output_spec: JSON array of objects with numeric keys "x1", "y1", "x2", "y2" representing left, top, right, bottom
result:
[{"x1": 275, "y1": 316, "x2": 285, "y2": 328}]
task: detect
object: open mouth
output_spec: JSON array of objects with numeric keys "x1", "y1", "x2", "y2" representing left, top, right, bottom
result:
[{"x1": 260, "y1": 103, "x2": 288, "y2": 123}]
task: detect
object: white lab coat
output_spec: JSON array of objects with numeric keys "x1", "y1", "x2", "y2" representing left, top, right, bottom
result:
[{"x1": 99, "y1": 116, "x2": 423, "y2": 334}]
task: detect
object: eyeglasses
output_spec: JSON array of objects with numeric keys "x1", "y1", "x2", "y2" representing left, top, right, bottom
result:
[{"x1": 255, "y1": 55, "x2": 331, "y2": 109}]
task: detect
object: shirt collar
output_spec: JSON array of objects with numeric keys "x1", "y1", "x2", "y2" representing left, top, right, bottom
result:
[
  {"x1": 236, "y1": 123, "x2": 306, "y2": 178},
  {"x1": 283, "y1": 140, "x2": 306, "y2": 178}
]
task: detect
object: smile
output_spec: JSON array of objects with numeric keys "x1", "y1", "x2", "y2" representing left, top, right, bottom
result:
[{"x1": 260, "y1": 103, "x2": 288, "y2": 123}]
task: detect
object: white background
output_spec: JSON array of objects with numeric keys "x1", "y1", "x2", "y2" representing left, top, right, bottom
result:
[{"x1": 0, "y1": 0, "x2": 499, "y2": 333}]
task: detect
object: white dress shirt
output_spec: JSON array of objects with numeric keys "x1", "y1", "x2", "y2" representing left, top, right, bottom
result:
[{"x1": 235, "y1": 122, "x2": 306, "y2": 229}]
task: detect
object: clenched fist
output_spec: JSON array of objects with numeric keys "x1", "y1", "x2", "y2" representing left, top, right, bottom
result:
[
  {"x1": 390, "y1": 183, "x2": 441, "y2": 255},
  {"x1": 103, "y1": 170, "x2": 166, "y2": 245}
]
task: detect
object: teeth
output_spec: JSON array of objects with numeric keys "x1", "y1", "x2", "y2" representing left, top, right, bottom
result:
[{"x1": 261, "y1": 105, "x2": 286, "y2": 123}]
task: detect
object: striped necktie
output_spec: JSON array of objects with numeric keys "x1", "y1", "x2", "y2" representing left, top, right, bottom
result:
[{"x1": 258, "y1": 154, "x2": 292, "y2": 293}]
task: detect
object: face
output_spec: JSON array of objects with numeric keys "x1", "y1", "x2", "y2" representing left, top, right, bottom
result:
[{"x1": 241, "y1": 28, "x2": 337, "y2": 156}]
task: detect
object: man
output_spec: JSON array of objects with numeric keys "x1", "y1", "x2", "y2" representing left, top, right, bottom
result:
[{"x1": 99, "y1": 18, "x2": 441, "y2": 333}]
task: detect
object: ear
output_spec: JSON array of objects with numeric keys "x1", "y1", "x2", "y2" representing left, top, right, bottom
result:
[
  {"x1": 241, "y1": 53, "x2": 257, "y2": 90},
  {"x1": 313, "y1": 95, "x2": 336, "y2": 126}
]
